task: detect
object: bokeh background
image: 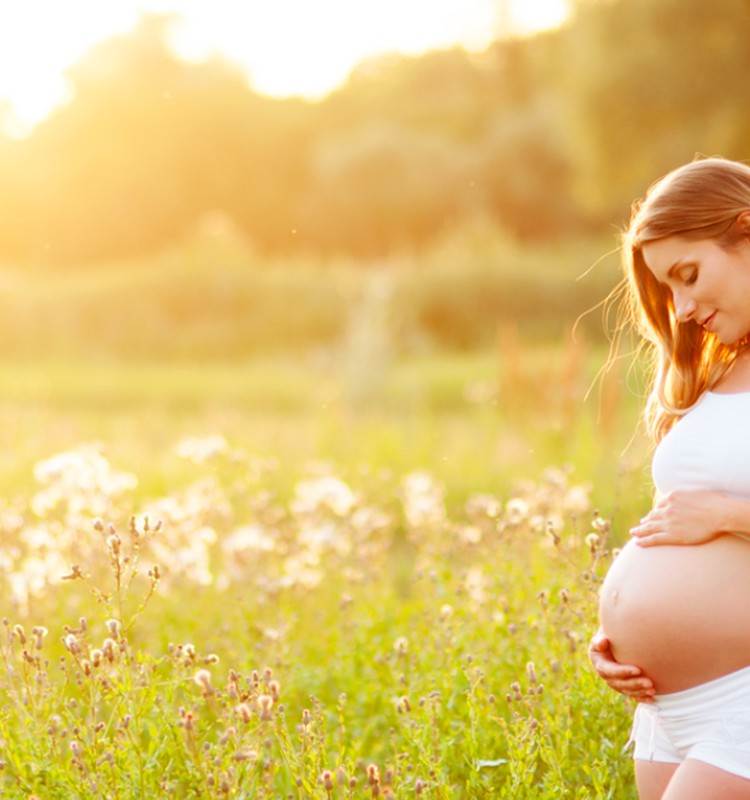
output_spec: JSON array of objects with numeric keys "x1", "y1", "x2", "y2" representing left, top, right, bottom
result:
[
  {"x1": 0, "y1": 0, "x2": 747, "y2": 497},
  {"x1": 1, "y1": 0, "x2": 747, "y2": 361}
]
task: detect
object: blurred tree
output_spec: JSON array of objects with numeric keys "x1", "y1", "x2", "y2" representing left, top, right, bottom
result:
[
  {"x1": 300, "y1": 121, "x2": 469, "y2": 255},
  {"x1": 1, "y1": 1, "x2": 747, "y2": 266},
  {"x1": 6, "y1": 15, "x2": 313, "y2": 264},
  {"x1": 564, "y1": 0, "x2": 750, "y2": 224}
]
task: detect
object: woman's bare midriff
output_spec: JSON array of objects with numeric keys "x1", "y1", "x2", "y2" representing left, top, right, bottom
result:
[{"x1": 599, "y1": 536, "x2": 750, "y2": 694}]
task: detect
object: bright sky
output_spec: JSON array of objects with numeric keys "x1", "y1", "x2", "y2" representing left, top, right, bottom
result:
[{"x1": 0, "y1": 0, "x2": 569, "y2": 136}]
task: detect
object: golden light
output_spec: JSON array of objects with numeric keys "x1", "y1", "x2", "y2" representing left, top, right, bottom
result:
[
  {"x1": 507, "y1": 0, "x2": 570, "y2": 35},
  {"x1": 0, "y1": 0, "x2": 570, "y2": 136}
]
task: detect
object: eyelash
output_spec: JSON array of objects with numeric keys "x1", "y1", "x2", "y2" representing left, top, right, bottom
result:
[{"x1": 684, "y1": 270, "x2": 698, "y2": 286}]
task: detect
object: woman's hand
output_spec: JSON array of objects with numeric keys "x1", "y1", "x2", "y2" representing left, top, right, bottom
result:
[
  {"x1": 629, "y1": 490, "x2": 729, "y2": 547},
  {"x1": 588, "y1": 631, "x2": 655, "y2": 702}
]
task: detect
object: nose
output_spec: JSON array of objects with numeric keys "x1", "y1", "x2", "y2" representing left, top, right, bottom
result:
[{"x1": 673, "y1": 290, "x2": 697, "y2": 323}]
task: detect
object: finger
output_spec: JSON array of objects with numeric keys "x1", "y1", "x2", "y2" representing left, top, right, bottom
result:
[
  {"x1": 609, "y1": 679, "x2": 655, "y2": 697},
  {"x1": 633, "y1": 533, "x2": 679, "y2": 548},
  {"x1": 593, "y1": 659, "x2": 643, "y2": 680},
  {"x1": 630, "y1": 524, "x2": 663, "y2": 539}
]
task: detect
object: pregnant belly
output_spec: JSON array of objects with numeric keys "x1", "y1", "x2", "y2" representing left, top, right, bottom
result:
[{"x1": 599, "y1": 536, "x2": 750, "y2": 693}]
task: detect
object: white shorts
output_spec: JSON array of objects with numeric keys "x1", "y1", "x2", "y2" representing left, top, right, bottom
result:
[{"x1": 630, "y1": 665, "x2": 750, "y2": 780}]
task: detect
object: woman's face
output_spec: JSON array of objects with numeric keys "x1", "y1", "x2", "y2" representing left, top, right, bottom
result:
[{"x1": 641, "y1": 234, "x2": 750, "y2": 345}]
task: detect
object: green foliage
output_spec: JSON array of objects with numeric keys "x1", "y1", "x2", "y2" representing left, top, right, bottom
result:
[
  {"x1": 0, "y1": 230, "x2": 618, "y2": 360},
  {"x1": 0, "y1": 425, "x2": 641, "y2": 798},
  {"x1": 5, "y1": 0, "x2": 748, "y2": 263}
]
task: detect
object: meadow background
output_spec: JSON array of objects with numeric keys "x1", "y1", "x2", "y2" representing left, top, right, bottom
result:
[{"x1": 0, "y1": 0, "x2": 747, "y2": 796}]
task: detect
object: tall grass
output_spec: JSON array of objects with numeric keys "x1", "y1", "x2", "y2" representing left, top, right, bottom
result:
[{"x1": 0, "y1": 340, "x2": 648, "y2": 797}]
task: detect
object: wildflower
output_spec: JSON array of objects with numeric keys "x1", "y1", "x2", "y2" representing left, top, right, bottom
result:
[
  {"x1": 179, "y1": 707, "x2": 194, "y2": 732},
  {"x1": 585, "y1": 533, "x2": 600, "y2": 553},
  {"x1": 258, "y1": 694, "x2": 274, "y2": 721},
  {"x1": 321, "y1": 770, "x2": 334, "y2": 792},
  {"x1": 393, "y1": 637, "x2": 408, "y2": 656},
  {"x1": 301, "y1": 708, "x2": 311, "y2": 727},
  {"x1": 401, "y1": 471, "x2": 445, "y2": 527},
  {"x1": 591, "y1": 514, "x2": 611, "y2": 533},
  {"x1": 102, "y1": 638, "x2": 117, "y2": 663},
  {"x1": 194, "y1": 669, "x2": 214, "y2": 695},
  {"x1": 232, "y1": 748, "x2": 258, "y2": 762},
  {"x1": 106, "y1": 534, "x2": 121, "y2": 556},
  {"x1": 269, "y1": 679, "x2": 281, "y2": 702},
  {"x1": 292, "y1": 475, "x2": 356, "y2": 517},
  {"x1": 106, "y1": 619, "x2": 121, "y2": 640},
  {"x1": 440, "y1": 604, "x2": 453, "y2": 621},
  {"x1": 61, "y1": 565, "x2": 84, "y2": 581},
  {"x1": 236, "y1": 703, "x2": 252, "y2": 724},
  {"x1": 175, "y1": 434, "x2": 229, "y2": 464},
  {"x1": 465, "y1": 493, "x2": 501, "y2": 519},
  {"x1": 64, "y1": 634, "x2": 81, "y2": 655},
  {"x1": 367, "y1": 764, "x2": 380, "y2": 786},
  {"x1": 564, "y1": 484, "x2": 591, "y2": 514},
  {"x1": 458, "y1": 525, "x2": 482, "y2": 544},
  {"x1": 32, "y1": 626, "x2": 47, "y2": 650},
  {"x1": 504, "y1": 498, "x2": 529, "y2": 525}
]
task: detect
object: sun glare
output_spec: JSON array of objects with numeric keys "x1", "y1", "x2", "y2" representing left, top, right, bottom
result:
[{"x1": 0, "y1": 0, "x2": 570, "y2": 135}]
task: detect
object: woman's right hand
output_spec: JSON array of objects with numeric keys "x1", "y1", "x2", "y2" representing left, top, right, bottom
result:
[{"x1": 588, "y1": 631, "x2": 655, "y2": 702}]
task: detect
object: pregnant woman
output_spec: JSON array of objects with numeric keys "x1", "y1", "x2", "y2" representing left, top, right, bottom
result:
[{"x1": 591, "y1": 157, "x2": 750, "y2": 800}]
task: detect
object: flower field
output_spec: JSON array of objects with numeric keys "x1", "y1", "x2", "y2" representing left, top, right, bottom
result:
[{"x1": 0, "y1": 351, "x2": 646, "y2": 798}]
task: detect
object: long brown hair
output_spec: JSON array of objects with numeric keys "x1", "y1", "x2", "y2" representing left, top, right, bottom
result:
[{"x1": 620, "y1": 157, "x2": 750, "y2": 440}]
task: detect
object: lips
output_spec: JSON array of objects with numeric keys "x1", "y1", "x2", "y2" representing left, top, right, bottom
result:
[{"x1": 701, "y1": 311, "x2": 717, "y2": 331}]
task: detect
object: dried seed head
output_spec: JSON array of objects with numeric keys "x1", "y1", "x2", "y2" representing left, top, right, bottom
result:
[
  {"x1": 237, "y1": 703, "x2": 252, "y2": 724},
  {"x1": 321, "y1": 770, "x2": 334, "y2": 791},
  {"x1": 64, "y1": 634, "x2": 81, "y2": 655},
  {"x1": 257, "y1": 694, "x2": 274, "y2": 721},
  {"x1": 232, "y1": 748, "x2": 258, "y2": 762},
  {"x1": 102, "y1": 638, "x2": 117, "y2": 663},
  {"x1": 32, "y1": 627, "x2": 48, "y2": 650},
  {"x1": 194, "y1": 669, "x2": 213, "y2": 695},
  {"x1": 106, "y1": 619, "x2": 121, "y2": 640}
]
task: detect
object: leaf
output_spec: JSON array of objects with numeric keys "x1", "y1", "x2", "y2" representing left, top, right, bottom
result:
[{"x1": 476, "y1": 759, "x2": 508, "y2": 769}]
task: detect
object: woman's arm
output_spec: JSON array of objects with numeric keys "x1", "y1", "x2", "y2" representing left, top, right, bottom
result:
[
  {"x1": 588, "y1": 631, "x2": 655, "y2": 701},
  {"x1": 629, "y1": 490, "x2": 750, "y2": 547}
]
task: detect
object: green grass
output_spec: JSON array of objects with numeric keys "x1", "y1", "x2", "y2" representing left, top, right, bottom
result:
[{"x1": 0, "y1": 346, "x2": 649, "y2": 797}]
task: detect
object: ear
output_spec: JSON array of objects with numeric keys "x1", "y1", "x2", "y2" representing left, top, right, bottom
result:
[{"x1": 737, "y1": 211, "x2": 750, "y2": 236}]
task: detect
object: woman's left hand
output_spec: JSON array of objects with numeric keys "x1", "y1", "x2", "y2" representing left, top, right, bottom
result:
[{"x1": 630, "y1": 490, "x2": 728, "y2": 547}]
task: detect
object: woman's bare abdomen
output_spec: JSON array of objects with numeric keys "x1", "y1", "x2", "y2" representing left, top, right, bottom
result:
[{"x1": 599, "y1": 537, "x2": 750, "y2": 694}]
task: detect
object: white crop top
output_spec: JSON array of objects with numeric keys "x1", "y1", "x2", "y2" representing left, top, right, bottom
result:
[{"x1": 652, "y1": 391, "x2": 750, "y2": 497}]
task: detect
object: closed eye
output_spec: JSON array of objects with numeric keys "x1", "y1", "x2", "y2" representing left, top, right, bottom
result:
[{"x1": 684, "y1": 269, "x2": 698, "y2": 286}]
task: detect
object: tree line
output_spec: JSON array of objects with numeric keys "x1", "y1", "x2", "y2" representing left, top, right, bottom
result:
[{"x1": 0, "y1": 0, "x2": 749, "y2": 266}]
